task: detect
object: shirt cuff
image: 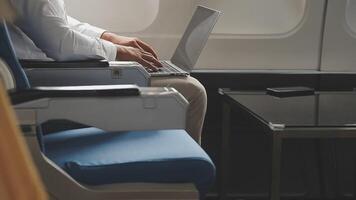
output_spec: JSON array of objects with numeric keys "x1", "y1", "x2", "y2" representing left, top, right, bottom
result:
[
  {"x1": 100, "y1": 39, "x2": 117, "y2": 61},
  {"x1": 85, "y1": 25, "x2": 107, "y2": 39}
]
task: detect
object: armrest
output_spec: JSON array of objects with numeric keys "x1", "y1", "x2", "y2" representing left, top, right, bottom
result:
[
  {"x1": 24, "y1": 61, "x2": 150, "y2": 87},
  {"x1": 20, "y1": 59, "x2": 109, "y2": 68},
  {"x1": 14, "y1": 87, "x2": 188, "y2": 132},
  {"x1": 11, "y1": 85, "x2": 140, "y2": 105}
]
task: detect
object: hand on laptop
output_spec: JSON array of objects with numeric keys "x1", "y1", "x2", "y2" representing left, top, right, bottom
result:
[
  {"x1": 102, "y1": 32, "x2": 162, "y2": 71},
  {"x1": 101, "y1": 33, "x2": 158, "y2": 59},
  {"x1": 116, "y1": 46, "x2": 162, "y2": 72}
]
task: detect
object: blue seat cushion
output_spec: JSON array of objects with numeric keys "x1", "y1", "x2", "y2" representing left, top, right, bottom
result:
[{"x1": 43, "y1": 128, "x2": 215, "y2": 194}]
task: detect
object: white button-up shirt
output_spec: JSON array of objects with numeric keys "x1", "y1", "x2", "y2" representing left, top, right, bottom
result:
[{"x1": 8, "y1": 0, "x2": 117, "y2": 61}]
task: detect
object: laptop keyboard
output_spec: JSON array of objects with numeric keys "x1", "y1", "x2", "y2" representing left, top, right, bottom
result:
[{"x1": 147, "y1": 61, "x2": 182, "y2": 74}]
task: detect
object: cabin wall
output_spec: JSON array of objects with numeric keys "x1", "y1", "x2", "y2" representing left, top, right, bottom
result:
[
  {"x1": 64, "y1": 0, "x2": 324, "y2": 70},
  {"x1": 321, "y1": 0, "x2": 356, "y2": 71}
]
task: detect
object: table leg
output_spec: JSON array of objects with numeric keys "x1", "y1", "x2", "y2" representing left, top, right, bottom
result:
[
  {"x1": 219, "y1": 101, "x2": 231, "y2": 200},
  {"x1": 314, "y1": 139, "x2": 326, "y2": 198},
  {"x1": 354, "y1": 158, "x2": 356, "y2": 200},
  {"x1": 270, "y1": 133, "x2": 282, "y2": 200}
]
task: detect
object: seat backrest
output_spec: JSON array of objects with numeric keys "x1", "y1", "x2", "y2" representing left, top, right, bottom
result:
[{"x1": 0, "y1": 20, "x2": 30, "y2": 90}]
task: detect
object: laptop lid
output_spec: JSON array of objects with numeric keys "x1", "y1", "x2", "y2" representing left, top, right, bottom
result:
[{"x1": 171, "y1": 6, "x2": 221, "y2": 72}]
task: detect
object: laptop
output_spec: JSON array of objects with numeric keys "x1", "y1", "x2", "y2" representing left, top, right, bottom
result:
[{"x1": 150, "y1": 5, "x2": 221, "y2": 77}]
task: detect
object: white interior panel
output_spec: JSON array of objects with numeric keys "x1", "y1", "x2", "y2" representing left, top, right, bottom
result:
[
  {"x1": 63, "y1": 0, "x2": 159, "y2": 33},
  {"x1": 321, "y1": 0, "x2": 356, "y2": 72},
  {"x1": 346, "y1": 0, "x2": 356, "y2": 34},
  {"x1": 205, "y1": 0, "x2": 306, "y2": 35},
  {"x1": 65, "y1": 0, "x2": 324, "y2": 70}
]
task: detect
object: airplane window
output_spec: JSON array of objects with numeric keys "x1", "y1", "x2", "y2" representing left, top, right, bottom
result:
[
  {"x1": 63, "y1": 0, "x2": 159, "y2": 33},
  {"x1": 346, "y1": 0, "x2": 356, "y2": 36},
  {"x1": 199, "y1": 0, "x2": 307, "y2": 36}
]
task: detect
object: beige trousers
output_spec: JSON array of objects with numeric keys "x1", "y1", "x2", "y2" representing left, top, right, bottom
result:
[{"x1": 150, "y1": 76, "x2": 207, "y2": 144}]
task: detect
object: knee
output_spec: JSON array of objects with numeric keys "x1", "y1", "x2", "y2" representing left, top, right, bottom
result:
[{"x1": 186, "y1": 77, "x2": 207, "y2": 106}]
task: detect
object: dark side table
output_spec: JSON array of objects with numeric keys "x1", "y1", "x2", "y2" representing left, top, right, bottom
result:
[{"x1": 219, "y1": 89, "x2": 356, "y2": 200}]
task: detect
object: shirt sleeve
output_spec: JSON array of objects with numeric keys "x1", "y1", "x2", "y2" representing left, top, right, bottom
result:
[
  {"x1": 10, "y1": 0, "x2": 117, "y2": 61},
  {"x1": 67, "y1": 16, "x2": 106, "y2": 38}
]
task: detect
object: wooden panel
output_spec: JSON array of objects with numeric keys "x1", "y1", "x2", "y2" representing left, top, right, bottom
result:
[{"x1": 0, "y1": 84, "x2": 47, "y2": 200}]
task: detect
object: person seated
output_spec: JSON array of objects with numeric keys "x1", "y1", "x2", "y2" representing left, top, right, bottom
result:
[{"x1": 7, "y1": 0, "x2": 207, "y2": 143}]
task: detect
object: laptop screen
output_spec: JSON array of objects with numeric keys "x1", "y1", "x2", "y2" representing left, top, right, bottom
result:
[{"x1": 171, "y1": 6, "x2": 221, "y2": 72}]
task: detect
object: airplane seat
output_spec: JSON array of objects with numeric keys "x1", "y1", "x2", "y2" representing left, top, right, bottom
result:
[
  {"x1": 4, "y1": 17, "x2": 150, "y2": 133},
  {"x1": 0, "y1": 20, "x2": 215, "y2": 199},
  {"x1": 0, "y1": 20, "x2": 30, "y2": 90}
]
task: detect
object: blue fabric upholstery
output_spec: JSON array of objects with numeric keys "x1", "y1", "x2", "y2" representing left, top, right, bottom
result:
[
  {"x1": 0, "y1": 21, "x2": 30, "y2": 89},
  {"x1": 44, "y1": 128, "x2": 215, "y2": 196}
]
